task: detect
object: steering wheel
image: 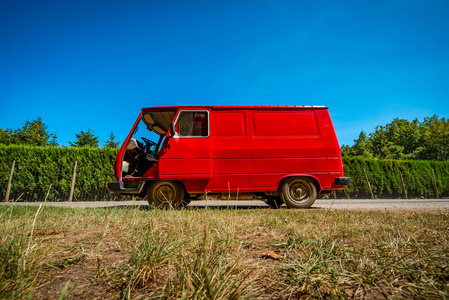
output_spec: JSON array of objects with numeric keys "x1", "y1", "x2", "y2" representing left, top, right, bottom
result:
[
  {"x1": 141, "y1": 137, "x2": 156, "y2": 147},
  {"x1": 141, "y1": 137, "x2": 156, "y2": 155}
]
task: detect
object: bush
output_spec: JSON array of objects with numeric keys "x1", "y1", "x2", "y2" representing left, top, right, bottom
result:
[
  {"x1": 339, "y1": 157, "x2": 449, "y2": 199},
  {"x1": 0, "y1": 145, "x2": 119, "y2": 201},
  {"x1": 1, "y1": 145, "x2": 448, "y2": 201}
]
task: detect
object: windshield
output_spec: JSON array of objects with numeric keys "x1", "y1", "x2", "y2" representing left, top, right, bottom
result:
[
  {"x1": 128, "y1": 111, "x2": 174, "y2": 149},
  {"x1": 120, "y1": 111, "x2": 177, "y2": 178},
  {"x1": 129, "y1": 119, "x2": 164, "y2": 155}
]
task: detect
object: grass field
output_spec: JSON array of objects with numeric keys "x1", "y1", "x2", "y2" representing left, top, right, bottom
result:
[{"x1": 1, "y1": 205, "x2": 448, "y2": 299}]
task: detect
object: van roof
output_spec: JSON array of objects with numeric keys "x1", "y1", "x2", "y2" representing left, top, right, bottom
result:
[{"x1": 142, "y1": 105, "x2": 328, "y2": 112}]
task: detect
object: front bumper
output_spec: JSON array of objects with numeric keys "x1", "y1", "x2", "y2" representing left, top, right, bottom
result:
[
  {"x1": 335, "y1": 177, "x2": 351, "y2": 186},
  {"x1": 108, "y1": 181, "x2": 145, "y2": 194}
]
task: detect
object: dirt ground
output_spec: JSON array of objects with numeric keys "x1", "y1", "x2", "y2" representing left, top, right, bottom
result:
[{"x1": 2, "y1": 203, "x2": 448, "y2": 299}]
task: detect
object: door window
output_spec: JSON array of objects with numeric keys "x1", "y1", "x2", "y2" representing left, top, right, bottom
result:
[{"x1": 176, "y1": 111, "x2": 209, "y2": 137}]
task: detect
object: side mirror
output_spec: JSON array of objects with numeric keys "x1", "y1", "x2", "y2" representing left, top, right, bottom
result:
[{"x1": 169, "y1": 122, "x2": 176, "y2": 138}]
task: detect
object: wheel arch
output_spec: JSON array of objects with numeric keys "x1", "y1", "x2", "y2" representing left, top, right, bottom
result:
[
  {"x1": 277, "y1": 174, "x2": 322, "y2": 193},
  {"x1": 140, "y1": 179, "x2": 188, "y2": 198}
]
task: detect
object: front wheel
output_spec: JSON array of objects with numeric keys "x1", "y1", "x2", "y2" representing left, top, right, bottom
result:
[
  {"x1": 147, "y1": 181, "x2": 186, "y2": 209},
  {"x1": 280, "y1": 178, "x2": 317, "y2": 209}
]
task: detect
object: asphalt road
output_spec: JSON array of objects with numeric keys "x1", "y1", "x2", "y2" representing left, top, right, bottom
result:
[{"x1": 1, "y1": 199, "x2": 448, "y2": 211}]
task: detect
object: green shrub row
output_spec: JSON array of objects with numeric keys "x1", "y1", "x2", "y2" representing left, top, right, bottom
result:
[
  {"x1": 0, "y1": 145, "x2": 119, "y2": 201},
  {"x1": 1, "y1": 145, "x2": 448, "y2": 201},
  {"x1": 339, "y1": 157, "x2": 449, "y2": 198}
]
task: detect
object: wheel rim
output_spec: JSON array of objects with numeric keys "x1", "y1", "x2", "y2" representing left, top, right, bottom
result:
[
  {"x1": 154, "y1": 184, "x2": 176, "y2": 203},
  {"x1": 288, "y1": 180, "x2": 311, "y2": 204}
]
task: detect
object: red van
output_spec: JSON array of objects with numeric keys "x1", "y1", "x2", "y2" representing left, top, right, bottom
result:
[{"x1": 108, "y1": 105, "x2": 350, "y2": 208}]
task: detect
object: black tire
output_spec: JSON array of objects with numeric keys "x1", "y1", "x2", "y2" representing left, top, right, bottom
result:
[
  {"x1": 280, "y1": 177, "x2": 317, "y2": 209},
  {"x1": 180, "y1": 198, "x2": 192, "y2": 208},
  {"x1": 266, "y1": 196, "x2": 284, "y2": 209},
  {"x1": 147, "y1": 181, "x2": 185, "y2": 209}
]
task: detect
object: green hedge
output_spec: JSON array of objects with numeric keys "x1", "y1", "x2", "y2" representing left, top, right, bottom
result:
[
  {"x1": 339, "y1": 157, "x2": 449, "y2": 199},
  {"x1": 0, "y1": 145, "x2": 119, "y2": 201},
  {"x1": 1, "y1": 145, "x2": 448, "y2": 201}
]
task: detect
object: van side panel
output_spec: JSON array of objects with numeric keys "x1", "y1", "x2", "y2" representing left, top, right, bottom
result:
[
  {"x1": 250, "y1": 109, "x2": 332, "y2": 190},
  {"x1": 207, "y1": 110, "x2": 253, "y2": 191}
]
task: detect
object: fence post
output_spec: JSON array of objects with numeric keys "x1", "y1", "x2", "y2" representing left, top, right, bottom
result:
[
  {"x1": 5, "y1": 160, "x2": 16, "y2": 202},
  {"x1": 431, "y1": 169, "x2": 439, "y2": 199},
  {"x1": 44, "y1": 184, "x2": 52, "y2": 202},
  {"x1": 363, "y1": 167, "x2": 374, "y2": 199},
  {"x1": 399, "y1": 170, "x2": 408, "y2": 199},
  {"x1": 68, "y1": 161, "x2": 77, "y2": 202}
]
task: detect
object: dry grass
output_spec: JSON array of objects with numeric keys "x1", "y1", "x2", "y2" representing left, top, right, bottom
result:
[{"x1": 0, "y1": 205, "x2": 448, "y2": 299}]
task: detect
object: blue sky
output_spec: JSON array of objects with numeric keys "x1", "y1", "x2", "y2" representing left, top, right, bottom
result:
[{"x1": 1, "y1": 0, "x2": 448, "y2": 147}]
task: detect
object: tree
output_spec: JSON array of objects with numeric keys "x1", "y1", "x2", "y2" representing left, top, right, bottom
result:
[
  {"x1": 341, "y1": 131, "x2": 373, "y2": 158},
  {"x1": 0, "y1": 128, "x2": 14, "y2": 145},
  {"x1": 49, "y1": 133, "x2": 59, "y2": 147},
  {"x1": 419, "y1": 116, "x2": 449, "y2": 161},
  {"x1": 69, "y1": 129, "x2": 99, "y2": 148},
  {"x1": 342, "y1": 115, "x2": 448, "y2": 161},
  {"x1": 103, "y1": 133, "x2": 120, "y2": 148},
  {"x1": 0, "y1": 117, "x2": 58, "y2": 146},
  {"x1": 369, "y1": 118, "x2": 423, "y2": 160}
]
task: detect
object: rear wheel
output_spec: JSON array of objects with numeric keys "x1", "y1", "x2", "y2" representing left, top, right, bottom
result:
[
  {"x1": 147, "y1": 181, "x2": 186, "y2": 209},
  {"x1": 266, "y1": 196, "x2": 284, "y2": 209},
  {"x1": 280, "y1": 177, "x2": 317, "y2": 209}
]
